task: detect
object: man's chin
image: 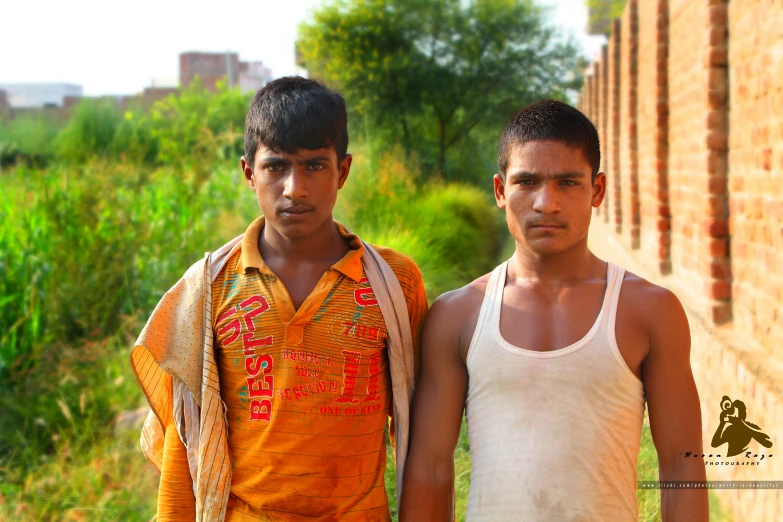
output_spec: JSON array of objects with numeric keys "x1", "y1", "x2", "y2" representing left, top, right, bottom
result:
[{"x1": 521, "y1": 237, "x2": 572, "y2": 257}]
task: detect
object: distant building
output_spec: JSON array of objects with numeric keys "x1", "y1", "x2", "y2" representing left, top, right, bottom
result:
[
  {"x1": 180, "y1": 52, "x2": 272, "y2": 93},
  {"x1": 180, "y1": 52, "x2": 240, "y2": 90},
  {"x1": 0, "y1": 83, "x2": 83, "y2": 108},
  {"x1": 1, "y1": 51, "x2": 273, "y2": 123},
  {"x1": 239, "y1": 61, "x2": 273, "y2": 94}
]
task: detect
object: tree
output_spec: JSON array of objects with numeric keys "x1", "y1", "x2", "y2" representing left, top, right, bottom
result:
[
  {"x1": 298, "y1": 0, "x2": 581, "y2": 181},
  {"x1": 587, "y1": 0, "x2": 626, "y2": 37}
]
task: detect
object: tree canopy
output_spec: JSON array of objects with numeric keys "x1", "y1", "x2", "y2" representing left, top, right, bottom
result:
[
  {"x1": 297, "y1": 0, "x2": 582, "y2": 182},
  {"x1": 587, "y1": 0, "x2": 626, "y2": 37}
]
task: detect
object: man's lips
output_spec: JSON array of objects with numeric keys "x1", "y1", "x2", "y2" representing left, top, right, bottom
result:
[
  {"x1": 280, "y1": 207, "x2": 313, "y2": 215},
  {"x1": 529, "y1": 224, "x2": 565, "y2": 229}
]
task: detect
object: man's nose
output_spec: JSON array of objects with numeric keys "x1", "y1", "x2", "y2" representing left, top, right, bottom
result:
[
  {"x1": 283, "y1": 169, "x2": 308, "y2": 200},
  {"x1": 532, "y1": 183, "x2": 560, "y2": 213}
]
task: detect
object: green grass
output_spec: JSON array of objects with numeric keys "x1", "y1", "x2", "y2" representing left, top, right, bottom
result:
[
  {"x1": 0, "y1": 328, "x2": 158, "y2": 521},
  {"x1": 0, "y1": 113, "x2": 62, "y2": 168}
]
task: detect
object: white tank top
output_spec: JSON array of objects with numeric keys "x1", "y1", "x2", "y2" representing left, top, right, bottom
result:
[{"x1": 465, "y1": 261, "x2": 645, "y2": 521}]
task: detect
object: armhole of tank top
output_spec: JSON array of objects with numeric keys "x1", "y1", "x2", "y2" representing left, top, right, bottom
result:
[
  {"x1": 465, "y1": 263, "x2": 503, "y2": 368},
  {"x1": 607, "y1": 264, "x2": 645, "y2": 388}
]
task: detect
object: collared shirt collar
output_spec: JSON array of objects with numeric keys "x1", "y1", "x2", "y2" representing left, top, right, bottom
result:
[{"x1": 239, "y1": 216, "x2": 365, "y2": 283}]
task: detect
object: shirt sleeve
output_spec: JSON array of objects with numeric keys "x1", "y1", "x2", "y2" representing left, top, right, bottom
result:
[{"x1": 157, "y1": 417, "x2": 196, "y2": 521}]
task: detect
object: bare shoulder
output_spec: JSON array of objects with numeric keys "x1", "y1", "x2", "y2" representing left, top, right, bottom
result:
[
  {"x1": 431, "y1": 272, "x2": 491, "y2": 315},
  {"x1": 617, "y1": 269, "x2": 689, "y2": 351},
  {"x1": 619, "y1": 270, "x2": 685, "y2": 318},
  {"x1": 426, "y1": 272, "x2": 493, "y2": 361}
]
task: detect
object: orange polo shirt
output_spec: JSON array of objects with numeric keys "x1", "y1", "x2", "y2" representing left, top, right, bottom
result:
[{"x1": 156, "y1": 216, "x2": 428, "y2": 521}]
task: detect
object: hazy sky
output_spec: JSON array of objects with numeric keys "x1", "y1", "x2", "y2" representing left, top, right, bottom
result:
[{"x1": 1, "y1": 0, "x2": 603, "y2": 96}]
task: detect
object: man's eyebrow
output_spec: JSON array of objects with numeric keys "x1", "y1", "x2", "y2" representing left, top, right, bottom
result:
[
  {"x1": 300, "y1": 155, "x2": 330, "y2": 163},
  {"x1": 508, "y1": 171, "x2": 586, "y2": 180},
  {"x1": 260, "y1": 156, "x2": 291, "y2": 164}
]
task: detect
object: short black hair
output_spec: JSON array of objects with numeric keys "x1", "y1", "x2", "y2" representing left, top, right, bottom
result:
[
  {"x1": 498, "y1": 99, "x2": 600, "y2": 181},
  {"x1": 244, "y1": 76, "x2": 348, "y2": 166}
]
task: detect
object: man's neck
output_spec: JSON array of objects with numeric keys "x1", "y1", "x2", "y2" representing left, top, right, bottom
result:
[
  {"x1": 259, "y1": 216, "x2": 349, "y2": 266},
  {"x1": 508, "y1": 238, "x2": 604, "y2": 287}
]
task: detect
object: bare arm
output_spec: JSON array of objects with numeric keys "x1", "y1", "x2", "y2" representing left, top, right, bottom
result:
[
  {"x1": 643, "y1": 289, "x2": 708, "y2": 522},
  {"x1": 400, "y1": 291, "x2": 470, "y2": 521}
]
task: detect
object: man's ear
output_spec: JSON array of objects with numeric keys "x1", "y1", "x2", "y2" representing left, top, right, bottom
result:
[
  {"x1": 591, "y1": 171, "x2": 607, "y2": 208},
  {"x1": 493, "y1": 173, "x2": 507, "y2": 209},
  {"x1": 337, "y1": 153, "x2": 353, "y2": 189},
  {"x1": 241, "y1": 156, "x2": 255, "y2": 188}
]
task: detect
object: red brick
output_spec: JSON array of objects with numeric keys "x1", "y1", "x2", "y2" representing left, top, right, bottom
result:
[
  {"x1": 710, "y1": 259, "x2": 732, "y2": 279},
  {"x1": 705, "y1": 218, "x2": 728, "y2": 237},
  {"x1": 709, "y1": 238, "x2": 728, "y2": 257},
  {"x1": 709, "y1": 4, "x2": 728, "y2": 25}
]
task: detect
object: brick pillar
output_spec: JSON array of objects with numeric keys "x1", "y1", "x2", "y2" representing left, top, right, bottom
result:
[
  {"x1": 599, "y1": 45, "x2": 610, "y2": 224},
  {"x1": 587, "y1": 64, "x2": 602, "y2": 218},
  {"x1": 607, "y1": 21, "x2": 623, "y2": 234},
  {"x1": 584, "y1": 70, "x2": 595, "y2": 124},
  {"x1": 668, "y1": 0, "x2": 730, "y2": 324},
  {"x1": 705, "y1": 0, "x2": 731, "y2": 324},
  {"x1": 620, "y1": 0, "x2": 640, "y2": 249},
  {"x1": 637, "y1": 0, "x2": 671, "y2": 275}
]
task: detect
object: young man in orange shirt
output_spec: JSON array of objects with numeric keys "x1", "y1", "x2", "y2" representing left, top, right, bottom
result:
[{"x1": 131, "y1": 77, "x2": 428, "y2": 521}]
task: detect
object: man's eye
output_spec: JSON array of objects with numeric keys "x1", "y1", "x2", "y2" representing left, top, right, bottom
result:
[
  {"x1": 516, "y1": 179, "x2": 535, "y2": 185},
  {"x1": 266, "y1": 164, "x2": 285, "y2": 172},
  {"x1": 307, "y1": 163, "x2": 326, "y2": 171},
  {"x1": 561, "y1": 180, "x2": 578, "y2": 186}
]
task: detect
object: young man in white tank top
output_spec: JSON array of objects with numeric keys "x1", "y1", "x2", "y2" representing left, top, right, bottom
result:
[{"x1": 400, "y1": 100, "x2": 708, "y2": 521}]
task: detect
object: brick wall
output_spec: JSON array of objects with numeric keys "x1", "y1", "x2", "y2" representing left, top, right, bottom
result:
[
  {"x1": 728, "y1": 0, "x2": 783, "y2": 358},
  {"x1": 580, "y1": 0, "x2": 783, "y2": 520}
]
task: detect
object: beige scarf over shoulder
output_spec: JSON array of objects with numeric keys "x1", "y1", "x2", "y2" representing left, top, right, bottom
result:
[{"x1": 130, "y1": 231, "x2": 415, "y2": 521}]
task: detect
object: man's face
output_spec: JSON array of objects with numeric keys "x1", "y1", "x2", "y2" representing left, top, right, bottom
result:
[
  {"x1": 494, "y1": 140, "x2": 606, "y2": 257},
  {"x1": 241, "y1": 145, "x2": 352, "y2": 239}
]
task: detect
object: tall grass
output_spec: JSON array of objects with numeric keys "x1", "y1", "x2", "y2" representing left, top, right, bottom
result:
[
  {"x1": 0, "y1": 114, "x2": 62, "y2": 168},
  {"x1": 0, "y1": 161, "x2": 259, "y2": 519},
  {"x1": 0, "y1": 329, "x2": 158, "y2": 521},
  {"x1": 0, "y1": 163, "x2": 257, "y2": 377}
]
